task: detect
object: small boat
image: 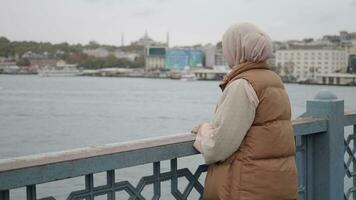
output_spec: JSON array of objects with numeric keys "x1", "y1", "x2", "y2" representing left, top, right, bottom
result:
[
  {"x1": 169, "y1": 71, "x2": 182, "y2": 79},
  {"x1": 180, "y1": 73, "x2": 196, "y2": 81}
]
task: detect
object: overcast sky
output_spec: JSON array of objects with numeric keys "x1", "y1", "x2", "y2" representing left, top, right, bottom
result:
[{"x1": 0, "y1": 0, "x2": 355, "y2": 46}]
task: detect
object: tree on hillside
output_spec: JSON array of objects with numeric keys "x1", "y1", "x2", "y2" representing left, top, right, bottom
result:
[
  {"x1": 0, "y1": 36, "x2": 145, "y2": 69},
  {"x1": 0, "y1": 37, "x2": 10, "y2": 43},
  {"x1": 16, "y1": 58, "x2": 30, "y2": 66},
  {"x1": 0, "y1": 37, "x2": 13, "y2": 57},
  {"x1": 87, "y1": 41, "x2": 100, "y2": 49}
]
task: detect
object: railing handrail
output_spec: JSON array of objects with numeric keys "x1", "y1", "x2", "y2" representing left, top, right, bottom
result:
[
  {"x1": 0, "y1": 111, "x2": 354, "y2": 191},
  {"x1": 344, "y1": 110, "x2": 356, "y2": 126},
  {"x1": 0, "y1": 133, "x2": 196, "y2": 173}
]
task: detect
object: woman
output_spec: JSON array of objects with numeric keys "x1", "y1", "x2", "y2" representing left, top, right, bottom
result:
[{"x1": 192, "y1": 23, "x2": 297, "y2": 200}]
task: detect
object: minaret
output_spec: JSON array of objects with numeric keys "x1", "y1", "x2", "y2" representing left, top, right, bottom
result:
[
  {"x1": 166, "y1": 32, "x2": 170, "y2": 47},
  {"x1": 145, "y1": 29, "x2": 148, "y2": 39},
  {"x1": 121, "y1": 32, "x2": 124, "y2": 46}
]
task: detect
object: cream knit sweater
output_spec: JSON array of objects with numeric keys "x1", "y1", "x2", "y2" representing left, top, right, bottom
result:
[{"x1": 193, "y1": 79, "x2": 259, "y2": 164}]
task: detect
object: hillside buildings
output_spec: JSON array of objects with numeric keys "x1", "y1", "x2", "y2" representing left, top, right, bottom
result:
[
  {"x1": 83, "y1": 48, "x2": 110, "y2": 58},
  {"x1": 83, "y1": 48, "x2": 140, "y2": 61},
  {"x1": 322, "y1": 31, "x2": 356, "y2": 45}
]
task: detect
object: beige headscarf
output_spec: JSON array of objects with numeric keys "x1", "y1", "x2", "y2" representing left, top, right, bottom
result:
[{"x1": 222, "y1": 23, "x2": 273, "y2": 67}]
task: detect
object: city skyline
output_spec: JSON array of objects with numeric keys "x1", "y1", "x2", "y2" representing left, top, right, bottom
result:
[{"x1": 0, "y1": 0, "x2": 355, "y2": 46}]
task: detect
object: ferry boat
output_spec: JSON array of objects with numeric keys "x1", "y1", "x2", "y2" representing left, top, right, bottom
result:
[{"x1": 38, "y1": 61, "x2": 80, "y2": 77}]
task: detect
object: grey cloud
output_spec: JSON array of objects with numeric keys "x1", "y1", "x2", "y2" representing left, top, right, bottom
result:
[
  {"x1": 131, "y1": 8, "x2": 157, "y2": 18},
  {"x1": 317, "y1": 13, "x2": 337, "y2": 24},
  {"x1": 82, "y1": 0, "x2": 169, "y2": 4},
  {"x1": 351, "y1": 0, "x2": 356, "y2": 7},
  {"x1": 81, "y1": 0, "x2": 131, "y2": 5},
  {"x1": 1, "y1": 0, "x2": 355, "y2": 45}
]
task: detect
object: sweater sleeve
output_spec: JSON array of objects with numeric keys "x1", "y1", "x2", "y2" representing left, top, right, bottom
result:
[{"x1": 193, "y1": 79, "x2": 257, "y2": 164}]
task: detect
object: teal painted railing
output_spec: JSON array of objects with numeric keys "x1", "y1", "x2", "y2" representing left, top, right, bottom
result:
[{"x1": 0, "y1": 90, "x2": 356, "y2": 200}]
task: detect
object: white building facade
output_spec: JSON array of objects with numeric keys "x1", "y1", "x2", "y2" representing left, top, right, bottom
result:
[
  {"x1": 275, "y1": 48, "x2": 348, "y2": 80},
  {"x1": 144, "y1": 47, "x2": 166, "y2": 71},
  {"x1": 145, "y1": 56, "x2": 165, "y2": 71},
  {"x1": 202, "y1": 43, "x2": 228, "y2": 68},
  {"x1": 203, "y1": 44, "x2": 216, "y2": 67},
  {"x1": 215, "y1": 48, "x2": 228, "y2": 66}
]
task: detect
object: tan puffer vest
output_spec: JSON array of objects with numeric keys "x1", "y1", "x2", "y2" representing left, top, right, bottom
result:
[{"x1": 203, "y1": 62, "x2": 297, "y2": 200}]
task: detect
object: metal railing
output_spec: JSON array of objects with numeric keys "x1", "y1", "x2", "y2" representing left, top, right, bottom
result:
[{"x1": 0, "y1": 90, "x2": 355, "y2": 200}]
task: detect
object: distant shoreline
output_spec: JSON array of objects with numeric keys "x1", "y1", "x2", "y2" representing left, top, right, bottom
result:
[{"x1": 1, "y1": 73, "x2": 356, "y2": 87}]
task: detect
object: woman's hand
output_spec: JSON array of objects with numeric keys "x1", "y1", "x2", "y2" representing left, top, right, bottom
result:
[
  {"x1": 191, "y1": 123, "x2": 210, "y2": 134},
  {"x1": 193, "y1": 122, "x2": 212, "y2": 153}
]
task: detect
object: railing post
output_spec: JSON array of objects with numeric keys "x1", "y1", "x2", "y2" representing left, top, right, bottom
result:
[
  {"x1": 0, "y1": 190, "x2": 9, "y2": 200},
  {"x1": 26, "y1": 185, "x2": 36, "y2": 200},
  {"x1": 305, "y1": 90, "x2": 344, "y2": 200}
]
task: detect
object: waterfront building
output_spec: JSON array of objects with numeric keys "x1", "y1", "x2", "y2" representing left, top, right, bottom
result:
[
  {"x1": 165, "y1": 48, "x2": 203, "y2": 70},
  {"x1": 0, "y1": 61, "x2": 19, "y2": 74},
  {"x1": 344, "y1": 44, "x2": 356, "y2": 73},
  {"x1": 0, "y1": 61, "x2": 35, "y2": 74},
  {"x1": 215, "y1": 47, "x2": 228, "y2": 66},
  {"x1": 202, "y1": 43, "x2": 228, "y2": 67},
  {"x1": 348, "y1": 54, "x2": 356, "y2": 73},
  {"x1": 345, "y1": 44, "x2": 356, "y2": 55},
  {"x1": 275, "y1": 45, "x2": 348, "y2": 80},
  {"x1": 144, "y1": 47, "x2": 166, "y2": 71},
  {"x1": 29, "y1": 58, "x2": 58, "y2": 71},
  {"x1": 202, "y1": 44, "x2": 216, "y2": 67}
]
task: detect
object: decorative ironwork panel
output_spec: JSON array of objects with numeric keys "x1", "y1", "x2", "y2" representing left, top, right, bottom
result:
[
  {"x1": 344, "y1": 125, "x2": 356, "y2": 200},
  {"x1": 13, "y1": 158, "x2": 207, "y2": 200},
  {"x1": 65, "y1": 158, "x2": 207, "y2": 200}
]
